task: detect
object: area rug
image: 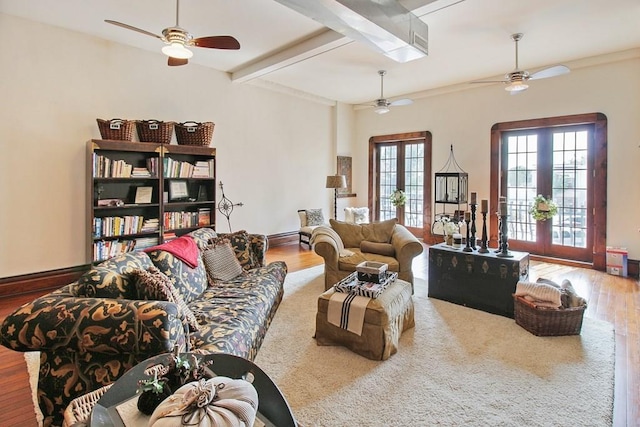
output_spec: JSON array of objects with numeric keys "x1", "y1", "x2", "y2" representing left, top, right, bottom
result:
[{"x1": 254, "y1": 265, "x2": 615, "y2": 427}]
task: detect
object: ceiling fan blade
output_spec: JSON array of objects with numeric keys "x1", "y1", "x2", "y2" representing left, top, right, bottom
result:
[
  {"x1": 470, "y1": 79, "x2": 508, "y2": 84},
  {"x1": 529, "y1": 65, "x2": 570, "y2": 80},
  {"x1": 104, "y1": 20, "x2": 162, "y2": 39},
  {"x1": 168, "y1": 57, "x2": 189, "y2": 66},
  {"x1": 193, "y1": 36, "x2": 240, "y2": 49},
  {"x1": 390, "y1": 98, "x2": 413, "y2": 106}
]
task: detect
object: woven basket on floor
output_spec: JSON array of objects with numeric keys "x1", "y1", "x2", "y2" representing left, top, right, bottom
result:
[
  {"x1": 175, "y1": 121, "x2": 214, "y2": 146},
  {"x1": 96, "y1": 118, "x2": 134, "y2": 141},
  {"x1": 136, "y1": 120, "x2": 175, "y2": 144},
  {"x1": 513, "y1": 295, "x2": 586, "y2": 336}
]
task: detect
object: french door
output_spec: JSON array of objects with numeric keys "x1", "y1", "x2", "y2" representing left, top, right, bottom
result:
[
  {"x1": 369, "y1": 132, "x2": 432, "y2": 238},
  {"x1": 500, "y1": 125, "x2": 594, "y2": 261}
]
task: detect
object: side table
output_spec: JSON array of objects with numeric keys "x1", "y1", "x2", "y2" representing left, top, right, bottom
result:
[
  {"x1": 428, "y1": 243, "x2": 529, "y2": 318},
  {"x1": 84, "y1": 353, "x2": 297, "y2": 427}
]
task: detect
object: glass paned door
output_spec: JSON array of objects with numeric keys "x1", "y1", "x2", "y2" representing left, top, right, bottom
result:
[
  {"x1": 378, "y1": 144, "x2": 398, "y2": 221},
  {"x1": 404, "y1": 143, "x2": 425, "y2": 228},
  {"x1": 502, "y1": 126, "x2": 593, "y2": 261},
  {"x1": 376, "y1": 141, "x2": 425, "y2": 233}
]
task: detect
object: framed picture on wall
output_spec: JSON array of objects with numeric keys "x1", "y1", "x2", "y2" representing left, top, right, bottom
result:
[{"x1": 337, "y1": 156, "x2": 356, "y2": 198}]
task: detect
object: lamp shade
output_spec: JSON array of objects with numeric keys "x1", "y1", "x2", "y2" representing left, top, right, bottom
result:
[{"x1": 326, "y1": 175, "x2": 346, "y2": 189}]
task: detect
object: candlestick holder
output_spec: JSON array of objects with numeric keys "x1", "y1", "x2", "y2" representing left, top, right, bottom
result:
[
  {"x1": 495, "y1": 214, "x2": 502, "y2": 253},
  {"x1": 470, "y1": 203, "x2": 477, "y2": 250},
  {"x1": 463, "y1": 218, "x2": 473, "y2": 252},
  {"x1": 496, "y1": 214, "x2": 513, "y2": 258},
  {"x1": 478, "y1": 211, "x2": 489, "y2": 253}
]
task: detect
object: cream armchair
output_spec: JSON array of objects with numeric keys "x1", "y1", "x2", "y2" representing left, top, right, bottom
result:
[
  {"x1": 298, "y1": 209, "x2": 327, "y2": 248},
  {"x1": 311, "y1": 218, "x2": 423, "y2": 292}
]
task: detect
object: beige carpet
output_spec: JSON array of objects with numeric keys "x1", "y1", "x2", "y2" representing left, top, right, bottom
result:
[{"x1": 254, "y1": 265, "x2": 615, "y2": 427}]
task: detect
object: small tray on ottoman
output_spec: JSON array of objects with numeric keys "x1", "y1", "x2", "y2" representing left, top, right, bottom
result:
[
  {"x1": 335, "y1": 271, "x2": 397, "y2": 299},
  {"x1": 356, "y1": 261, "x2": 388, "y2": 283},
  {"x1": 513, "y1": 295, "x2": 586, "y2": 336}
]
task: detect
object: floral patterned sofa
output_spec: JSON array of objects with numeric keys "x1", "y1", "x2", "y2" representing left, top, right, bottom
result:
[{"x1": 0, "y1": 228, "x2": 287, "y2": 427}]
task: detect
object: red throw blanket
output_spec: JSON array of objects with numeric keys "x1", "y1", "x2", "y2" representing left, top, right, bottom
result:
[{"x1": 144, "y1": 235, "x2": 199, "y2": 268}]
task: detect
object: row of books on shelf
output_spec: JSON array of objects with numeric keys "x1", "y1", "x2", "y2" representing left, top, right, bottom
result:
[
  {"x1": 93, "y1": 216, "x2": 159, "y2": 238},
  {"x1": 164, "y1": 208, "x2": 211, "y2": 230},
  {"x1": 92, "y1": 236, "x2": 160, "y2": 262},
  {"x1": 93, "y1": 154, "x2": 158, "y2": 178},
  {"x1": 163, "y1": 159, "x2": 214, "y2": 179}
]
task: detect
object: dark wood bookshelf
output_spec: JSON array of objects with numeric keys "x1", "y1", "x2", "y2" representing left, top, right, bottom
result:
[{"x1": 87, "y1": 140, "x2": 217, "y2": 264}]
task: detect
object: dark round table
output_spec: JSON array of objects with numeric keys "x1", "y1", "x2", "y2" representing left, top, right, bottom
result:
[{"x1": 89, "y1": 352, "x2": 298, "y2": 427}]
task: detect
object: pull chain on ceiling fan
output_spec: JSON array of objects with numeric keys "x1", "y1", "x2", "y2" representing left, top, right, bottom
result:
[
  {"x1": 105, "y1": 0, "x2": 240, "y2": 67},
  {"x1": 471, "y1": 33, "x2": 570, "y2": 94}
]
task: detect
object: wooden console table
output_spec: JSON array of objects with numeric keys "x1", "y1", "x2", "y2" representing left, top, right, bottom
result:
[{"x1": 428, "y1": 243, "x2": 529, "y2": 318}]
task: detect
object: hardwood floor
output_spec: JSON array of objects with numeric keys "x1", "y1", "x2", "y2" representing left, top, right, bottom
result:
[{"x1": 0, "y1": 243, "x2": 637, "y2": 426}]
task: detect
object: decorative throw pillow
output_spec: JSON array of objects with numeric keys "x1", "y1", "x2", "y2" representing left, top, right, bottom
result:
[
  {"x1": 352, "y1": 207, "x2": 369, "y2": 224},
  {"x1": 187, "y1": 228, "x2": 218, "y2": 251},
  {"x1": 360, "y1": 240, "x2": 396, "y2": 257},
  {"x1": 75, "y1": 251, "x2": 154, "y2": 299},
  {"x1": 305, "y1": 209, "x2": 325, "y2": 226},
  {"x1": 219, "y1": 230, "x2": 258, "y2": 270},
  {"x1": 362, "y1": 218, "x2": 398, "y2": 243},
  {"x1": 146, "y1": 249, "x2": 209, "y2": 304},
  {"x1": 329, "y1": 219, "x2": 366, "y2": 248},
  {"x1": 202, "y1": 238, "x2": 245, "y2": 282},
  {"x1": 131, "y1": 266, "x2": 199, "y2": 331}
]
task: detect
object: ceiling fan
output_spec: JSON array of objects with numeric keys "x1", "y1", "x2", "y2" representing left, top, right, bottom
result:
[
  {"x1": 471, "y1": 33, "x2": 570, "y2": 93},
  {"x1": 105, "y1": 0, "x2": 240, "y2": 66},
  {"x1": 366, "y1": 70, "x2": 413, "y2": 114}
]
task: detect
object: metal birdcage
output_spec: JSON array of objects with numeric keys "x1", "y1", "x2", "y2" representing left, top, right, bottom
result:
[{"x1": 435, "y1": 144, "x2": 468, "y2": 205}]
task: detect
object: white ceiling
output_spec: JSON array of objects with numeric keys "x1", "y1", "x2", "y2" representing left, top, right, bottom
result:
[{"x1": 2, "y1": 0, "x2": 640, "y2": 105}]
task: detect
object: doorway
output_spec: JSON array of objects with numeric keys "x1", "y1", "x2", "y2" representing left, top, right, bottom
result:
[
  {"x1": 490, "y1": 113, "x2": 608, "y2": 266},
  {"x1": 369, "y1": 131, "x2": 432, "y2": 239}
]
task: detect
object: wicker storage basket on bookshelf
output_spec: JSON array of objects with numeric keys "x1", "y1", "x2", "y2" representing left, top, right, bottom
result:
[
  {"x1": 96, "y1": 118, "x2": 134, "y2": 141},
  {"x1": 136, "y1": 120, "x2": 175, "y2": 144},
  {"x1": 513, "y1": 295, "x2": 586, "y2": 336},
  {"x1": 175, "y1": 121, "x2": 214, "y2": 146}
]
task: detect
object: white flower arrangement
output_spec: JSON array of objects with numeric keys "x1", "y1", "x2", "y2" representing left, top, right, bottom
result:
[
  {"x1": 442, "y1": 217, "x2": 460, "y2": 235},
  {"x1": 389, "y1": 189, "x2": 407, "y2": 207}
]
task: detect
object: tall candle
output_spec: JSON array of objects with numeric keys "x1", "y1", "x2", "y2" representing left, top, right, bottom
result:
[
  {"x1": 464, "y1": 211, "x2": 471, "y2": 221},
  {"x1": 499, "y1": 201, "x2": 508, "y2": 216},
  {"x1": 470, "y1": 192, "x2": 477, "y2": 204},
  {"x1": 481, "y1": 199, "x2": 488, "y2": 213}
]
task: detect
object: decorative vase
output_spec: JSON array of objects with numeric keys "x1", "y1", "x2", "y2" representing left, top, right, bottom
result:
[{"x1": 445, "y1": 234, "x2": 453, "y2": 246}]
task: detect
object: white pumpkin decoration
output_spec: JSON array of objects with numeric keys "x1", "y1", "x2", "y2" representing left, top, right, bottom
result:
[{"x1": 148, "y1": 376, "x2": 258, "y2": 427}]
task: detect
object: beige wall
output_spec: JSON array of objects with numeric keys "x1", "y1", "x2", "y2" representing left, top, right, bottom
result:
[
  {"x1": 2, "y1": 12, "x2": 638, "y2": 277},
  {"x1": 0, "y1": 14, "x2": 335, "y2": 277},
  {"x1": 353, "y1": 51, "x2": 640, "y2": 259}
]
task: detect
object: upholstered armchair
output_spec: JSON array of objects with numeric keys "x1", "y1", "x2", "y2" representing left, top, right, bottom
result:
[
  {"x1": 311, "y1": 218, "x2": 423, "y2": 292},
  {"x1": 298, "y1": 209, "x2": 327, "y2": 248}
]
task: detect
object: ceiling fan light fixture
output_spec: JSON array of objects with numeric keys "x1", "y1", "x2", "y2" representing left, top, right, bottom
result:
[
  {"x1": 505, "y1": 80, "x2": 528, "y2": 93},
  {"x1": 374, "y1": 105, "x2": 390, "y2": 114},
  {"x1": 162, "y1": 42, "x2": 193, "y2": 59}
]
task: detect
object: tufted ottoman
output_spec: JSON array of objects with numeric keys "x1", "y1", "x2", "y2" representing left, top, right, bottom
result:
[{"x1": 314, "y1": 279, "x2": 415, "y2": 360}]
